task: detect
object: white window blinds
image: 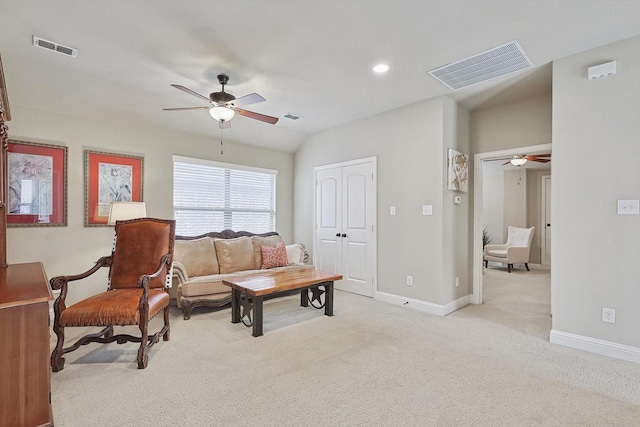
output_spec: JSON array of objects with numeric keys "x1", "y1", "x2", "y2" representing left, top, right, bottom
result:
[{"x1": 173, "y1": 156, "x2": 276, "y2": 236}]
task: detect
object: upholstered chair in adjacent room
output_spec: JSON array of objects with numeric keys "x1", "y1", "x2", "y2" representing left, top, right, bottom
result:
[
  {"x1": 50, "y1": 218, "x2": 176, "y2": 371},
  {"x1": 483, "y1": 226, "x2": 535, "y2": 273}
]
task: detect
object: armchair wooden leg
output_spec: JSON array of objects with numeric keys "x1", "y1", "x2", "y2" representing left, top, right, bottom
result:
[
  {"x1": 137, "y1": 321, "x2": 149, "y2": 370},
  {"x1": 137, "y1": 306, "x2": 150, "y2": 369},
  {"x1": 484, "y1": 260, "x2": 488, "y2": 268},
  {"x1": 163, "y1": 305, "x2": 170, "y2": 342},
  {"x1": 525, "y1": 263, "x2": 530, "y2": 271},
  {"x1": 508, "y1": 264, "x2": 512, "y2": 273},
  {"x1": 51, "y1": 322, "x2": 66, "y2": 372}
]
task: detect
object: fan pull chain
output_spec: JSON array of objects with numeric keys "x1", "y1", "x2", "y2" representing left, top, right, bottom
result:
[{"x1": 220, "y1": 128, "x2": 224, "y2": 155}]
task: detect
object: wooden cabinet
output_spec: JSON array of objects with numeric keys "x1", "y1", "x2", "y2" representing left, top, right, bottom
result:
[
  {"x1": 0, "y1": 55, "x2": 54, "y2": 426},
  {"x1": 0, "y1": 262, "x2": 53, "y2": 427}
]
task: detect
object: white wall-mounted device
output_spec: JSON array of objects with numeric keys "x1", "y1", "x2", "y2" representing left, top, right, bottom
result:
[
  {"x1": 588, "y1": 61, "x2": 617, "y2": 80},
  {"x1": 454, "y1": 196, "x2": 462, "y2": 205}
]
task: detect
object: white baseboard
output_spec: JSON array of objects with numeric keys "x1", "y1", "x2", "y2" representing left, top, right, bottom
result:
[
  {"x1": 374, "y1": 291, "x2": 470, "y2": 316},
  {"x1": 550, "y1": 329, "x2": 640, "y2": 363}
]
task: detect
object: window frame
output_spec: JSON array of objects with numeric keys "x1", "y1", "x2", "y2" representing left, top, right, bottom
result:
[{"x1": 172, "y1": 155, "x2": 277, "y2": 236}]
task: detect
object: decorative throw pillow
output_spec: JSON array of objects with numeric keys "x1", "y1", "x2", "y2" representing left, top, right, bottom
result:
[
  {"x1": 286, "y1": 243, "x2": 306, "y2": 265},
  {"x1": 214, "y1": 237, "x2": 255, "y2": 274},
  {"x1": 252, "y1": 235, "x2": 283, "y2": 269},
  {"x1": 261, "y1": 242, "x2": 289, "y2": 269},
  {"x1": 174, "y1": 237, "x2": 219, "y2": 276}
]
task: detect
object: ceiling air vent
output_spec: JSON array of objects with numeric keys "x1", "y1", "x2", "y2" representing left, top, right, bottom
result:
[
  {"x1": 32, "y1": 36, "x2": 78, "y2": 58},
  {"x1": 428, "y1": 40, "x2": 532, "y2": 91}
]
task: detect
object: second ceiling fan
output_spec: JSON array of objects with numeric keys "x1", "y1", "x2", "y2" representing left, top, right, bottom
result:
[
  {"x1": 502, "y1": 154, "x2": 551, "y2": 166},
  {"x1": 164, "y1": 74, "x2": 278, "y2": 128}
]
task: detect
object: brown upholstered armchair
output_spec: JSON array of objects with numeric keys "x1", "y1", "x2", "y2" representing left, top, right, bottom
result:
[{"x1": 50, "y1": 218, "x2": 176, "y2": 371}]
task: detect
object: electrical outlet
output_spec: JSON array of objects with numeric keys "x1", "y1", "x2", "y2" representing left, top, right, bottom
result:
[
  {"x1": 455, "y1": 276, "x2": 459, "y2": 287},
  {"x1": 406, "y1": 275, "x2": 413, "y2": 286},
  {"x1": 602, "y1": 307, "x2": 616, "y2": 324}
]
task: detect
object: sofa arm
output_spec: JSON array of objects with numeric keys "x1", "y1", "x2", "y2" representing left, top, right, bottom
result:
[{"x1": 172, "y1": 261, "x2": 189, "y2": 284}]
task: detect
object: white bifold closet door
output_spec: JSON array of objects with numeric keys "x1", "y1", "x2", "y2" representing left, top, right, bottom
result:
[{"x1": 315, "y1": 159, "x2": 375, "y2": 297}]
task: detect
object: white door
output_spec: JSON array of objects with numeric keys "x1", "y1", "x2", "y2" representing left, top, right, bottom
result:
[
  {"x1": 541, "y1": 175, "x2": 551, "y2": 266},
  {"x1": 315, "y1": 159, "x2": 376, "y2": 297},
  {"x1": 315, "y1": 168, "x2": 342, "y2": 275}
]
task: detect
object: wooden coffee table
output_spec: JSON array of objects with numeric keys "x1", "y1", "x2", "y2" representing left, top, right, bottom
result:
[{"x1": 222, "y1": 269, "x2": 342, "y2": 337}]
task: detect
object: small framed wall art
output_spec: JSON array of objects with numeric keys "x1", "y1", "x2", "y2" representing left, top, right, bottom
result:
[
  {"x1": 447, "y1": 148, "x2": 469, "y2": 192},
  {"x1": 7, "y1": 139, "x2": 68, "y2": 227},
  {"x1": 84, "y1": 149, "x2": 144, "y2": 226}
]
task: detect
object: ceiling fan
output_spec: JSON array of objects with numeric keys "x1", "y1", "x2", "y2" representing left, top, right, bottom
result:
[
  {"x1": 163, "y1": 74, "x2": 279, "y2": 129},
  {"x1": 502, "y1": 154, "x2": 551, "y2": 166}
]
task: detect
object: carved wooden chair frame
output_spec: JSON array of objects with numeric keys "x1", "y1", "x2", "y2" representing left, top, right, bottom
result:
[{"x1": 50, "y1": 218, "x2": 176, "y2": 370}]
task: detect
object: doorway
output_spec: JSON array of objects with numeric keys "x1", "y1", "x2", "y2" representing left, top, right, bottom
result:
[
  {"x1": 314, "y1": 157, "x2": 377, "y2": 297},
  {"x1": 472, "y1": 143, "x2": 551, "y2": 304}
]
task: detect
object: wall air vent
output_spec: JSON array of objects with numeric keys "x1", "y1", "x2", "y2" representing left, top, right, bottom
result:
[
  {"x1": 32, "y1": 36, "x2": 78, "y2": 58},
  {"x1": 428, "y1": 40, "x2": 532, "y2": 91},
  {"x1": 284, "y1": 113, "x2": 302, "y2": 120}
]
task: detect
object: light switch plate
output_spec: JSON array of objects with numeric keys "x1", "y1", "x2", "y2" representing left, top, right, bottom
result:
[
  {"x1": 422, "y1": 205, "x2": 432, "y2": 216},
  {"x1": 390, "y1": 206, "x2": 396, "y2": 216},
  {"x1": 617, "y1": 200, "x2": 640, "y2": 215}
]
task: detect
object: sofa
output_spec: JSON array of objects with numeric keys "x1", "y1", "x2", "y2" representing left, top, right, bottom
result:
[{"x1": 171, "y1": 230, "x2": 310, "y2": 319}]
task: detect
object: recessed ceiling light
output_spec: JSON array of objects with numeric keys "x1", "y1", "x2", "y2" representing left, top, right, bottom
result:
[{"x1": 372, "y1": 63, "x2": 389, "y2": 74}]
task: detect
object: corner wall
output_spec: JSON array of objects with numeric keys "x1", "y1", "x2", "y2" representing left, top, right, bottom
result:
[
  {"x1": 294, "y1": 96, "x2": 471, "y2": 309},
  {"x1": 551, "y1": 35, "x2": 640, "y2": 360}
]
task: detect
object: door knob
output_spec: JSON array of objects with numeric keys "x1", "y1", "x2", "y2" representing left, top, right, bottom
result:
[
  {"x1": 547, "y1": 224, "x2": 551, "y2": 227},
  {"x1": 341, "y1": 233, "x2": 347, "y2": 237},
  {"x1": 336, "y1": 233, "x2": 341, "y2": 237}
]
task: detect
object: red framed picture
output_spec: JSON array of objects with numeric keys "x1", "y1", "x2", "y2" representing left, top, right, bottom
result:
[
  {"x1": 84, "y1": 149, "x2": 144, "y2": 226},
  {"x1": 7, "y1": 140, "x2": 68, "y2": 227}
]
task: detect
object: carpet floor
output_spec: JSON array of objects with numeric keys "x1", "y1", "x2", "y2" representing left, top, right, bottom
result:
[{"x1": 50, "y1": 267, "x2": 640, "y2": 426}]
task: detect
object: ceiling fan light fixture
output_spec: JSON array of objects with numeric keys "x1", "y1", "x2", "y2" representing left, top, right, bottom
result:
[
  {"x1": 209, "y1": 106, "x2": 235, "y2": 122},
  {"x1": 510, "y1": 157, "x2": 528, "y2": 166}
]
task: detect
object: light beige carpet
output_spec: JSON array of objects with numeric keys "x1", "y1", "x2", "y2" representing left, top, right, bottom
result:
[{"x1": 50, "y1": 271, "x2": 640, "y2": 426}]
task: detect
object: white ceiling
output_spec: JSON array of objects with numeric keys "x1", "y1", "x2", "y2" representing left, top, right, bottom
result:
[{"x1": 1, "y1": 1, "x2": 639, "y2": 153}]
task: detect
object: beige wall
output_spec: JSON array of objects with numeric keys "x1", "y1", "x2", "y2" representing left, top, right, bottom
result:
[
  {"x1": 471, "y1": 91, "x2": 552, "y2": 154},
  {"x1": 7, "y1": 106, "x2": 294, "y2": 305},
  {"x1": 503, "y1": 169, "x2": 527, "y2": 230},
  {"x1": 526, "y1": 168, "x2": 550, "y2": 264},
  {"x1": 294, "y1": 96, "x2": 471, "y2": 306},
  {"x1": 551, "y1": 35, "x2": 640, "y2": 349}
]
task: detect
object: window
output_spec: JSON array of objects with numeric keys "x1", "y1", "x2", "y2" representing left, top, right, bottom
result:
[{"x1": 173, "y1": 156, "x2": 276, "y2": 236}]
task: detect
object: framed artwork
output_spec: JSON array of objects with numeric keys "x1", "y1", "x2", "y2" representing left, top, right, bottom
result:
[
  {"x1": 7, "y1": 140, "x2": 68, "y2": 227},
  {"x1": 447, "y1": 148, "x2": 469, "y2": 192},
  {"x1": 84, "y1": 149, "x2": 143, "y2": 226}
]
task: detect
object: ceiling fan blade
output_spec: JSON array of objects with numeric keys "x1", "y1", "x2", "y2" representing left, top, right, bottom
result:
[
  {"x1": 235, "y1": 108, "x2": 279, "y2": 124},
  {"x1": 171, "y1": 84, "x2": 211, "y2": 103},
  {"x1": 163, "y1": 106, "x2": 210, "y2": 111},
  {"x1": 219, "y1": 120, "x2": 231, "y2": 129},
  {"x1": 530, "y1": 158, "x2": 550, "y2": 163},
  {"x1": 502, "y1": 161, "x2": 511, "y2": 165},
  {"x1": 230, "y1": 93, "x2": 266, "y2": 107}
]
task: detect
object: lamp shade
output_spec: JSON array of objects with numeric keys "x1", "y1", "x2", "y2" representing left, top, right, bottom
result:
[
  {"x1": 510, "y1": 157, "x2": 528, "y2": 166},
  {"x1": 209, "y1": 106, "x2": 235, "y2": 122},
  {"x1": 107, "y1": 202, "x2": 147, "y2": 225}
]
